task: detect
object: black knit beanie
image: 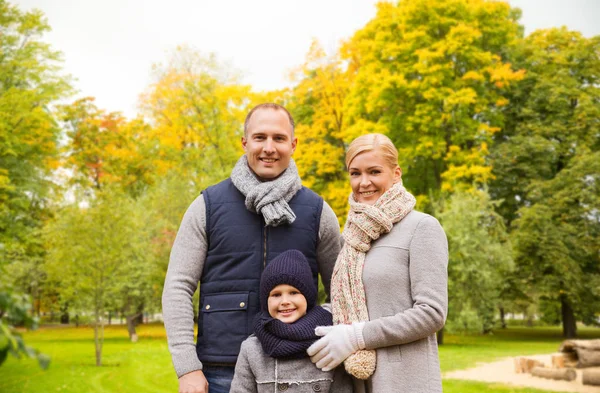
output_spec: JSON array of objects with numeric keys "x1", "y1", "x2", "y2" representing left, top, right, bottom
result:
[{"x1": 259, "y1": 249, "x2": 317, "y2": 312}]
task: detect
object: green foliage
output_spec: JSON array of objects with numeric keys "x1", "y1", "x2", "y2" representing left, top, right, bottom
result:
[
  {"x1": 491, "y1": 28, "x2": 600, "y2": 224},
  {"x1": 0, "y1": 0, "x2": 70, "y2": 288},
  {"x1": 492, "y1": 28, "x2": 600, "y2": 332},
  {"x1": 438, "y1": 190, "x2": 513, "y2": 333},
  {"x1": 537, "y1": 298, "x2": 561, "y2": 326},
  {"x1": 44, "y1": 189, "x2": 142, "y2": 312},
  {"x1": 135, "y1": 172, "x2": 201, "y2": 310},
  {"x1": 512, "y1": 151, "x2": 600, "y2": 327},
  {"x1": 0, "y1": 291, "x2": 49, "y2": 369},
  {"x1": 43, "y1": 187, "x2": 153, "y2": 364},
  {"x1": 0, "y1": 0, "x2": 69, "y2": 371}
]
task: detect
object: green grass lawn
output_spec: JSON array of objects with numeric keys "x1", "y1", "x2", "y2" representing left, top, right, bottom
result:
[{"x1": 1, "y1": 324, "x2": 599, "y2": 393}]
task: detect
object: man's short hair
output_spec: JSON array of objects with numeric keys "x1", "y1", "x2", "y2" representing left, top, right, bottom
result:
[{"x1": 244, "y1": 103, "x2": 295, "y2": 137}]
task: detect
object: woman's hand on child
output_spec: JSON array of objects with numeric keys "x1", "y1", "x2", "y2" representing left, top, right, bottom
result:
[{"x1": 307, "y1": 322, "x2": 366, "y2": 371}]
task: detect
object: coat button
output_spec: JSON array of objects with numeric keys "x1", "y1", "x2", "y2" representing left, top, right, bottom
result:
[
  {"x1": 277, "y1": 383, "x2": 289, "y2": 391},
  {"x1": 240, "y1": 302, "x2": 245, "y2": 308},
  {"x1": 205, "y1": 305, "x2": 210, "y2": 310},
  {"x1": 312, "y1": 383, "x2": 322, "y2": 392}
]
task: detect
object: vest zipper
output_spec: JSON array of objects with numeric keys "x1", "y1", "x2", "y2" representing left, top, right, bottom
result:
[{"x1": 263, "y1": 223, "x2": 268, "y2": 269}]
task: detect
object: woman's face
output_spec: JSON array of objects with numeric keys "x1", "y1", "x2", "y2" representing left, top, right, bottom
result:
[{"x1": 348, "y1": 149, "x2": 401, "y2": 205}]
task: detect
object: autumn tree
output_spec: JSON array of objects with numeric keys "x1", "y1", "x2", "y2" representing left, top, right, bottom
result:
[
  {"x1": 58, "y1": 97, "x2": 174, "y2": 336},
  {"x1": 492, "y1": 28, "x2": 600, "y2": 337},
  {"x1": 0, "y1": 0, "x2": 71, "y2": 301},
  {"x1": 140, "y1": 46, "x2": 251, "y2": 188},
  {"x1": 341, "y1": 0, "x2": 525, "y2": 208},
  {"x1": 287, "y1": 41, "x2": 352, "y2": 221},
  {"x1": 59, "y1": 97, "x2": 155, "y2": 198}
]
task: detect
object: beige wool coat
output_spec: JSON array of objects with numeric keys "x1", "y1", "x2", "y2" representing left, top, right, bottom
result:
[{"x1": 352, "y1": 210, "x2": 448, "y2": 393}]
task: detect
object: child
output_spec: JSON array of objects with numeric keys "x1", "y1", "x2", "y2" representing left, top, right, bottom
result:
[{"x1": 230, "y1": 249, "x2": 352, "y2": 393}]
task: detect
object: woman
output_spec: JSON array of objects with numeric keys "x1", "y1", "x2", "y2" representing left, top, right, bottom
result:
[{"x1": 308, "y1": 133, "x2": 448, "y2": 393}]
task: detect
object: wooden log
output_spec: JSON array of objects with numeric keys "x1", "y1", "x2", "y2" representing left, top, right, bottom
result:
[
  {"x1": 514, "y1": 358, "x2": 523, "y2": 373},
  {"x1": 551, "y1": 352, "x2": 577, "y2": 368},
  {"x1": 526, "y1": 358, "x2": 544, "y2": 373},
  {"x1": 514, "y1": 357, "x2": 544, "y2": 373},
  {"x1": 531, "y1": 367, "x2": 576, "y2": 381},
  {"x1": 560, "y1": 339, "x2": 600, "y2": 352},
  {"x1": 552, "y1": 354, "x2": 565, "y2": 369},
  {"x1": 576, "y1": 348, "x2": 600, "y2": 368},
  {"x1": 583, "y1": 369, "x2": 600, "y2": 386}
]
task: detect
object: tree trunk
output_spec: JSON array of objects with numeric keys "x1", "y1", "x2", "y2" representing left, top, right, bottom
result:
[
  {"x1": 561, "y1": 295, "x2": 577, "y2": 338},
  {"x1": 526, "y1": 312, "x2": 534, "y2": 327},
  {"x1": 35, "y1": 291, "x2": 41, "y2": 317},
  {"x1": 134, "y1": 302, "x2": 144, "y2": 325},
  {"x1": 437, "y1": 327, "x2": 444, "y2": 345},
  {"x1": 499, "y1": 306, "x2": 506, "y2": 329},
  {"x1": 60, "y1": 311, "x2": 70, "y2": 324},
  {"x1": 60, "y1": 303, "x2": 70, "y2": 324},
  {"x1": 126, "y1": 313, "x2": 141, "y2": 342},
  {"x1": 94, "y1": 310, "x2": 104, "y2": 366}
]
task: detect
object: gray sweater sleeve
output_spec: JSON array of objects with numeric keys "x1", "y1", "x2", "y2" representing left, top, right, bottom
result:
[
  {"x1": 316, "y1": 201, "x2": 342, "y2": 303},
  {"x1": 162, "y1": 195, "x2": 207, "y2": 377},
  {"x1": 362, "y1": 215, "x2": 448, "y2": 349},
  {"x1": 162, "y1": 196, "x2": 341, "y2": 377}
]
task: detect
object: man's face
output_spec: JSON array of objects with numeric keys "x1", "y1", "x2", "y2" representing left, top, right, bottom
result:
[{"x1": 242, "y1": 108, "x2": 297, "y2": 180}]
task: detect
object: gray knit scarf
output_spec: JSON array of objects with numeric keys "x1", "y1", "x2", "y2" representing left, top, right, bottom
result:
[{"x1": 231, "y1": 156, "x2": 302, "y2": 227}]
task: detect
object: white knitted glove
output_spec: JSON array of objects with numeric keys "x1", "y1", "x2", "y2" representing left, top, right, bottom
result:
[{"x1": 307, "y1": 322, "x2": 366, "y2": 372}]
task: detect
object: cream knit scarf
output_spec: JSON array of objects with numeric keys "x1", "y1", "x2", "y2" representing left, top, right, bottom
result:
[
  {"x1": 231, "y1": 155, "x2": 302, "y2": 227},
  {"x1": 331, "y1": 181, "x2": 416, "y2": 379}
]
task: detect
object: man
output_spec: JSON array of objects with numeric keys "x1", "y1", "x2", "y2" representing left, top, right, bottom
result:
[{"x1": 162, "y1": 103, "x2": 341, "y2": 393}]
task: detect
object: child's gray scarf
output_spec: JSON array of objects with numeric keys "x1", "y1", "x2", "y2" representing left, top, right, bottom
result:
[{"x1": 231, "y1": 156, "x2": 302, "y2": 227}]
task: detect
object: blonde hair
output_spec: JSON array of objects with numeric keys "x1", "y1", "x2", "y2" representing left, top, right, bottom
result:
[{"x1": 345, "y1": 133, "x2": 399, "y2": 171}]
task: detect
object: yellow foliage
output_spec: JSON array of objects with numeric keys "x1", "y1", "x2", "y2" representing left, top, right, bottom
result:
[
  {"x1": 462, "y1": 71, "x2": 484, "y2": 81},
  {"x1": 495, "y1": 98, "x2": 509, "y2": 107},
  {"x1": 139, "y1": 47, "x2": 252, "y2": 184}
]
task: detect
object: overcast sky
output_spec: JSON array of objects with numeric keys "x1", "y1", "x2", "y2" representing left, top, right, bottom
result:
[{"x1": 15, "y1": 0, "x2": 600, "y2": 118}]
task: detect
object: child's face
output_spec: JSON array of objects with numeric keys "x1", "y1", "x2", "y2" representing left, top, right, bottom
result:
[{"x1": 267, "y1": 284, "x2": 307, "y2": 323}]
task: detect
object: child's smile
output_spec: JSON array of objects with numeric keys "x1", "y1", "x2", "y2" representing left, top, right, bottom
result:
[{"x1": 268, "y1": 284, "x2": 308, "y2": 323}]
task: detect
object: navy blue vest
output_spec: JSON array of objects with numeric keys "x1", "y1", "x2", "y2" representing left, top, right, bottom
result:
[{"x1": 197, "y1": 178, "x2": 323, "y2": 364}]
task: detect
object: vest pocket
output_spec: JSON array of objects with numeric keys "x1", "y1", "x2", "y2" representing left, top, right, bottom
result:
[{"x1": 201, "y1": 292, "x2": 249, "y2": 356}]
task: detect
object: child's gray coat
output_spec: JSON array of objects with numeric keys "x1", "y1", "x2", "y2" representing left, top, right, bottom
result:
[{"x1": 230, "y1": 336, "x2": 353, "y2": 393}]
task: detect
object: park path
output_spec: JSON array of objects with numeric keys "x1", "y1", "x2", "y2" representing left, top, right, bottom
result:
[{"x1": 444, "y1": 354, "x2": 600, "y2": 393}]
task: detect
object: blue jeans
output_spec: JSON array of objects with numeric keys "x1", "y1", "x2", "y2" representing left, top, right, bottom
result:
[{"x1": 204, "y1": 365, "x2": 235, "y2": 393}]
